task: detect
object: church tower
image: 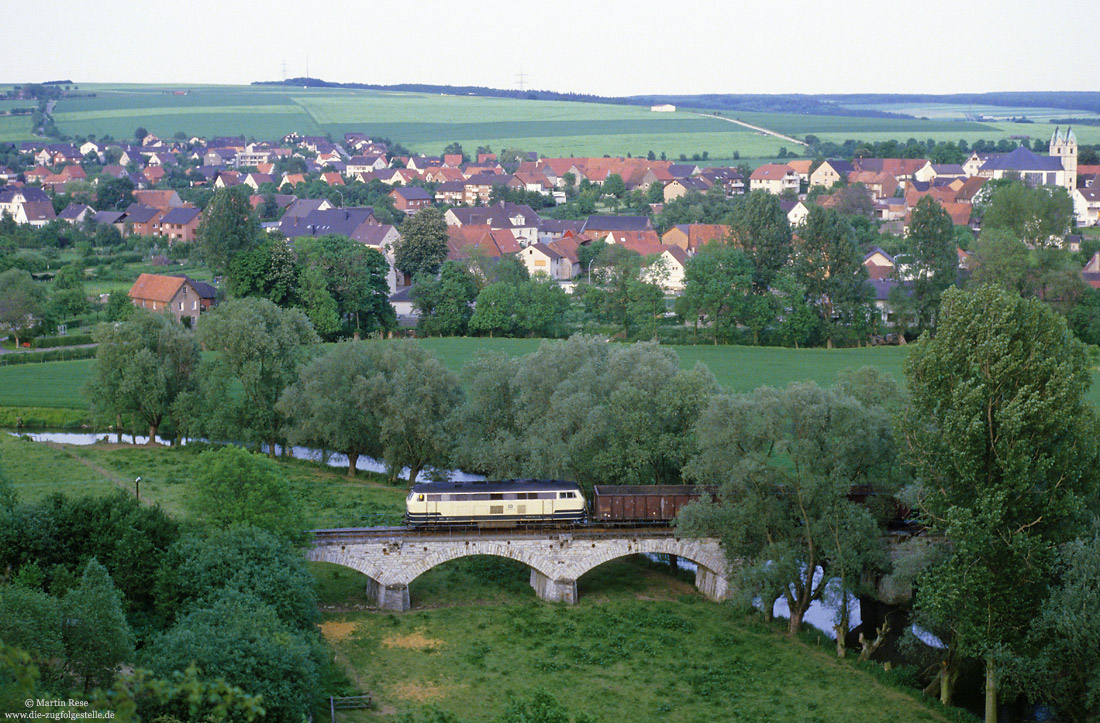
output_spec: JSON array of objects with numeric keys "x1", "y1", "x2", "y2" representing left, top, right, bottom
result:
[{"x1": 1050, "y1": 126, "x2": 1078, "y2": 191}]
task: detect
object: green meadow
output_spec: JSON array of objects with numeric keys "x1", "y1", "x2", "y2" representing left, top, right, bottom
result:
[{"x1": 2, "y1": 339, "x2": 1096, "y2": 420}]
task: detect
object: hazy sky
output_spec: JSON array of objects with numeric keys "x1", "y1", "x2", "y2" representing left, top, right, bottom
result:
[{"x1": 8, "y1": 0, "x2": 1100, "y2": 96}]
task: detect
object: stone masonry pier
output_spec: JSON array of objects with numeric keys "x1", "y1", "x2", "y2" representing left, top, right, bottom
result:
[{"x1": 309, "y1": 529, "x2": 730, "y2": 611}]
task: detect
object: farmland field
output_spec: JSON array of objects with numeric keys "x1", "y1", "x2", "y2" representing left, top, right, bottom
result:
[
  {"x1": 11, "y1": 82, "x2": 1097, "y2": 160},
  {"x1": 32, "y1": 84, "x2": 786, "y2": 158}
]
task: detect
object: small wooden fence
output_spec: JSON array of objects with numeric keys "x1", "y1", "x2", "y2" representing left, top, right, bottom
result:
[{"x1": 329, "y1": 694, "x2": 372, "y2": 722}]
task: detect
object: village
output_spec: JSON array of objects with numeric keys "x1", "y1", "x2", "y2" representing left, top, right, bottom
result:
[{"x1": 2, "y1": 124, "x2": 1098, "y2": 332}]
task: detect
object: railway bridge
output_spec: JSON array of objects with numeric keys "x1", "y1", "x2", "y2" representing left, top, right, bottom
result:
[{"x1": 309, "y1": 526, "x2": 729, "y2": 611}]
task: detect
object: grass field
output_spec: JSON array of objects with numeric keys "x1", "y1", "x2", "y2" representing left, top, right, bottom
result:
[
  {"x1": 2, "y1": 339, "x2": 1098, "y2": 414},
  {"x1": 310, "y1": 557, "x2": 959, "y2": 723}
]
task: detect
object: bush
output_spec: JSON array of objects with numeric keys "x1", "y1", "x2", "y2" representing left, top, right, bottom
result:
[{"x1": 30, "y1": 334, "x2": 94, "y2": 349}]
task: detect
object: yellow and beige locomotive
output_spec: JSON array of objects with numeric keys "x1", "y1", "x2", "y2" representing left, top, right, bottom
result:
[{"x1": 405, "y1": 479, "x2": 586, "y2": 526}]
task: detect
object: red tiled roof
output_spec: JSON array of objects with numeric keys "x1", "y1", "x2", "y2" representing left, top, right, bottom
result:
[{"x1": 128, "y1": 273, "x2": 186, "y2": 303}]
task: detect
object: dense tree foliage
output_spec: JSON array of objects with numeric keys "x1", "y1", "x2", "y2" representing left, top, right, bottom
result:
[
  {"x1": 412, "y1": 261, "x2": 478, "y2": 336},
  {"x1": 187, "y1": 446, "x2": 303, "y2": 539},
  {"x1": 901, "y1": 285, "x2": 1100, "y2": 719},
  {"x1": 195, "y1": 186, "x2": 261, "y2": 276},
  {"x1": 0, "y1": 268, "x2": 46, "y2": 347},
  {"x1": 394, "y1": 206, "x2": 448, "y2": 278},
  {"x1": 453, "y1": 337, "x2": 715, "y2": 487},
  {"x1": 297, "y1": 234, "x2": 395, "y2": 337},
  {"x1": 84, "y1": 310, "x2": 200, "y2": 442},
  {"x1": 192, "y1": 297, "x2": 318, "y2": 455},
  {"x1": 679, "y1": 373, "x2": 901, "y2": 636}
]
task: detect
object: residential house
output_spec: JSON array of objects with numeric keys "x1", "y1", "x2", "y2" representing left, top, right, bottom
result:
[
  {"x1": 749, "y1": 164, "x2": 799, "y2": 195},
  {"x1": 847, "y1": 171, "x2": 899, "y2": 199},
  {"x1": 279, "y1": 207, "x2": 380, "y2": 244},
  {"x1": 345, "y1": 154, "x2": 388, "y2": 177},
  {"x1": 390, "y1": 186, "x2": 434, "y2": 215},
  {"x1": 158, "y1": 207, "x2": 202, "y2": 244},
  {"x1": 537, "y1": 219, "x2": 584, "y2": 245},
  {"x1": 1072, "y1": 186, "x2": 1100, "y2": 227},
  {"x1": 605, "y1": 230, "x2": 663, "y2": 257},
  {"x1": 520, "y1": 243, "x2": 567, "y2": 280},
  {"x1": 785, "y1": 200, "x2": 811, "y2": 227},
  {"x1": 13, "y1": 200, "x2": 56, "y2": 227},
  {"x1": 660, "y1": 224, "x2": 729, "y2": 251},
  {"x1": 645, "y1": 245, "x2": 690, "y2": 292},
  {"x1": 663, "y1": 176, "x2": 713, "y2": 202},
  {"x1": 120, "y1": 204, "x2": 164, "y2": 237},
  {"x1": 1083, "y1": 252, "x2": 1100, "y2": 289},
  {"x1": 863, "y1": 248, "x2": 896, "y2": 280},
  {"x1": 785, "y1": 159, "x2": 813, "y2": 184},
  {"x1": 435, "y1": 181, "x2": 466, "y2": 205},
  {"x1": 463, "y1": 172, "x2": 513, "y2": 205},
  {"x1": 58, "y1": 203, "x2": 94, "y2": 225},
  {"x1": 133, "y1": 190, "x2": 183, "y2": 210},
  {"x1": 127, "y1": 273, "x2": 214, "y2": 325},
  {"x1": 809, "y1": 159, "x2": 856, "y2": 189},
  {"x1": 445, "y1": 203, "x2": 540, "y2": 245},
  {"x1": 582, "y1": 215, "x2": 652, "y2": 235},
  {"x1": 548, "y1": 236, "x2": 581, "y2": 278}
]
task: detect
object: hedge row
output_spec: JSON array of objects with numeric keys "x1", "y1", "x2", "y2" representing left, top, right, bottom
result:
[
  {"x1": 0, "y1": 347, "x2": 97, "y2": 366},
  {"x1": 31, "y1": 334, "x2": 94, "y2": 349}
]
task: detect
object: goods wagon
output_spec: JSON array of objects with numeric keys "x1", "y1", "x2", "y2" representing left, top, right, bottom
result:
[{"x1": 592, "y1": 485, "x2": 717, "y2": 523}]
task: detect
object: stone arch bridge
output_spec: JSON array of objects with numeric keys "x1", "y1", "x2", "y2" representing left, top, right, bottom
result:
[{"x1": 308, "y1": 527, "x2": 729, "y2": 611}]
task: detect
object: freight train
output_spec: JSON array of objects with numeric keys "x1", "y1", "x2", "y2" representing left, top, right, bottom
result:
[{"x1": 404, "y1": 479, "x2": 715, "y2": 527}]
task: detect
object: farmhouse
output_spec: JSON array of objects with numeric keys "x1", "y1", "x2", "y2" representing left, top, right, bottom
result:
[{"x1": 128, "y1": 274, "x2": 215, "y2": 325}]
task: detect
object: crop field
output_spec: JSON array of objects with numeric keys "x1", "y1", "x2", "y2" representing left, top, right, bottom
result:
[
  {"x1": 6, "y1": 83, "x2": 1095, "y2": 160},
  {"x1": 32, "y1": 84, "x2": 784, "y2": 158}
]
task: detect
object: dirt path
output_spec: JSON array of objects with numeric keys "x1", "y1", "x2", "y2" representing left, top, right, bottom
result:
[
  {"x1": 42, "y1": 441, "x2": 145, "y2": 501},
  {"x1": 692, "y1": 111, "x2": 809, "y2": 147}
]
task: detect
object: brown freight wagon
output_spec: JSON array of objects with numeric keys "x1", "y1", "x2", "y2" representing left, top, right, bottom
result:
[{"x1": 591, "y1": 485, "x2": 718, "y2": 523}]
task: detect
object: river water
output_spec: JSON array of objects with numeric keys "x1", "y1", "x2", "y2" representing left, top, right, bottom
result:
[{"x1": 4, "y1": 429, "x2": 486, "y2": 482}]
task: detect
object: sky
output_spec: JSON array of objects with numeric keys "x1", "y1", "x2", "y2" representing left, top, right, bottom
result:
[{"x1": 8, "y1": 0, "x2": 1100, "y2": 97}]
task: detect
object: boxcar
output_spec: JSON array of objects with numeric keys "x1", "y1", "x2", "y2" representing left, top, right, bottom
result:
[
  {"x1": 591, "y1": 485, "x2": 718, "y2": 523},
  {"x1": 405, "y1": 479, "x2": 586, "y2": 526}
]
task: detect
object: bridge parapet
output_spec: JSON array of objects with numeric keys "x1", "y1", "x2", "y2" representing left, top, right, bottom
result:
[{"x1": 308, "y1": 528, "x2": 730, "y2": 611}]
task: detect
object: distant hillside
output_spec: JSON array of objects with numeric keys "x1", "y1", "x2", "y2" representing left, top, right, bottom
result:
[
  {"x1": 820, "y1": 92, "x2": 1100, "y2": 114},
  {"x1": 252, "y1": 79, "x2": 909, "y2": 118}
]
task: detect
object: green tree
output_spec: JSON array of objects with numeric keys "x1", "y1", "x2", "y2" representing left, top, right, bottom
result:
[
  {"x1": 728, "y1": 191, "x2": 792, "y2": 292},
  {"x1": 394, "y1": 207, "x2": 448, "y2": 279},
  {"x1": 96, "y1": 177, "x2": 134, "y2": 212},
  {"x1": 84, "y1": 310, "x2": 199, "y2": 443},
  {"x1": 195, "y1": 186, "x2": 261, "y2": 276},
  {"x1": 362, "y1": 342, "x2": 463, "y2": 485},
  {"x1": 905, "y1": 196, "x2": 958, "y2": 331},
  {"x1": 412, "y1": 261, "x2": 477, "y2": 336},
  {"x1": 679, "y1": 379, "x2": 898, "y2": 636},
  {"x1": 1024, "y1": 532, "x2": 1100, "y2": 722},
  {"x1": 277, "y1": 341, "x2": 386, "y2": 476},
  {"x1": 188, "y1": 446, "x2": 303, "y2": 539},
  {"x1": 469, "y1": 281, "x2": 521, "y2": 338},
  {"x1": 227, "y1": 238, "x2": 301, "y2": 306},
  {"x1": 143, "y1": 588, "x2": 320, "y2": 723},
  {"x1": 980, "y1": 180, "x2": 1073, "y2": 248},
  {"x1": 0, "y1": 269, "x2": 46, "y2": 347},
  {"x1": 63, "y1": 559, "x2": 133, "y2": 691},
  {"x1": 602, "y1": 173, "x2": 627, "y2": 199},
  {"x1": 900, "y1": 285, "x2": 1100, "y2": 719},
  {"x1": 296, "y1": 265, "x2": 340, "y2": 339},
  {"x1": 677, "y1": 242, "x2": 754, "y2": 344},
  {"x1": 968, "y1": 227, "x2": 1029, "y2": 294},
  {"x1": 792, "y1": 206, "x2": 873, "y2": 346},
  {"x1": 155, "y1": 526, "x2": 317, "y2": 630},
  {"x1": 193, "y1": 297, "x2": 318, "y2": 456},
  {"x1": 0, "y1": 587, "x2": 64, "y2": 679},
  {"x1": 297, "y1": 234, "x2": 394, "y2": 336}
]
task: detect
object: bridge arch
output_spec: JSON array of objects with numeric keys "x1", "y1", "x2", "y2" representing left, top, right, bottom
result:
[{"x1": 307, "y1": 533, "x2": 730, "y2": 610}]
